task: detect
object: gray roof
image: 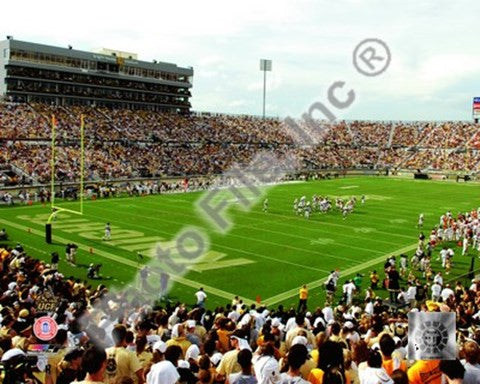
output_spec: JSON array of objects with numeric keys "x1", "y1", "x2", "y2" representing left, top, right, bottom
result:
[{"x1": 2, "y1": 38, "x2": 193, "y2": 76}]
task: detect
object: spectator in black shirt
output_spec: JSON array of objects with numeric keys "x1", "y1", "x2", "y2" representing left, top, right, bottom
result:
[{"x1": 388, "y1": 266, "x2": 400, "y2": 303}]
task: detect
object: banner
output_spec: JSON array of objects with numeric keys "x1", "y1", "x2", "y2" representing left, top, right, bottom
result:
[{"x1": 473, "y1": 97, "x2": 480, "y2": 119}]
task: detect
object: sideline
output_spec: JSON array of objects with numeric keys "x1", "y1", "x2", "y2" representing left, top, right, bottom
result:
[{"x1": 263, "y1": 243, "x2": 418, "y2": 305}]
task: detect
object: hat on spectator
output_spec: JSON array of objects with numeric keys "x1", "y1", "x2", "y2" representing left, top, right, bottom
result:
[
  {"x1": 146, "y1": 334, "x2": 161, "y2": 345},
  {"x1": 211, "y1": 352, "x2": 223, "y2": 366},
  {"x1": 271, "y1": 318, "x2": 284, "y2": 330},
  {"x1": 178, "y1": 360, "x2": 190, "y2": 369},
  {"x1": 185, "y1": 344, "x2": 200, "y2": 361},
  {"x1": 152, "y1": 340, "x2": 167, "y2": 354},
  {"x1": 292, "y1": 336, "x2": 308, "y2": 346},
  {"x1": 344, "y1": 321, "x2": 355, "y2": 330},
  {"x1": 313, "y1": 317, "x2": 325, "y2": 328},
  {"x1": 1, "y1": 348, "x2": 25, "y2": 362},
  {"x1": 230, "y1": 333, "x2": 251, "y2": 351}
]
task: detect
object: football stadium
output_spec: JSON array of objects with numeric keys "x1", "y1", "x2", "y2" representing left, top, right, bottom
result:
[{"x1": 1, "y1": 3, "x2": 480, "y2": 384}]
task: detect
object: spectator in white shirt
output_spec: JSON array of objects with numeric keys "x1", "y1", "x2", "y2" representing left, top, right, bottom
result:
[
  {"x1": 195, "y1": 287, "x2": 207, "y2": 308},
  {"x1": 406, "y1": 283, "x2": 417, "y2": 308},
  {"x1": 365, "y1": 298, "x2": 374, "y2": 316},
  {"x1": 441, "y1": 284, "x2": 455, "y2": 303},
  {"x1": 461, "y1": 341, "x2": 480, "y2": 384},
  {"x1": 431, "y1": 282, "x2": 442, "y2": 302},
  {"x1": 434, "y1": 272, "x2": 443, "y2": 286},
  {"x1": 359, "y1": 349, "x2": 393, "y2": 384},
  {"x1": 322, "y1": 305, "x2": 334, "y2": 324},
  {"x1": 343, "y1": 280, "x2": 356, "y2": 306}
]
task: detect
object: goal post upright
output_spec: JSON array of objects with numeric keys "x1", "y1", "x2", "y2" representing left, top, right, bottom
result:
[
  {"x1": 50, "y1": 114, "x2": 56, "y2": 210},
  {"x1": 46, "y1": 114, "x2": 85, "y2": 243},
  {"x1": 79, "y1": 114, "x2": 85, "y2": 215}
]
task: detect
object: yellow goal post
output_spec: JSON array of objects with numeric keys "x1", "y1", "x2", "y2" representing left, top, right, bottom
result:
[{"x1": 46, "y1": 114, "x2": 85, "y2": 242}]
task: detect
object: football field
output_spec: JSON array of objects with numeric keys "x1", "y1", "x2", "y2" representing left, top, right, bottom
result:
[{"x1": 1, "y1": 177, "x2": 479, "y2": 309}]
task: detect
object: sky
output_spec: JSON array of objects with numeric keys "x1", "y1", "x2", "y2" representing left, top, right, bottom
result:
[{"x1": 1, "y1": 0, "x2": 479, "y2": 121}]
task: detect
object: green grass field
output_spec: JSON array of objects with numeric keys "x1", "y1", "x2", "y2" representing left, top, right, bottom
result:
[{"x1": 1, "y1": 177, "x2": 480, "y2": 310}]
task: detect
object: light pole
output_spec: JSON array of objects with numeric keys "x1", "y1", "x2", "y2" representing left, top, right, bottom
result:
[{"x1": 259, "y1": 59, "x2": 272, "y2": 119}]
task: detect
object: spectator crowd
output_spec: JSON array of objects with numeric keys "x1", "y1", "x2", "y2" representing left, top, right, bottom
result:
[{"x1": 2, "y1": 102, "x2": 480, "y2": 187}]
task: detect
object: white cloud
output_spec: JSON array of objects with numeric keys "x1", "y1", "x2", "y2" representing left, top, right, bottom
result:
[{"x1": 2, "y1": 0, "x2": 480, "y2": 120}]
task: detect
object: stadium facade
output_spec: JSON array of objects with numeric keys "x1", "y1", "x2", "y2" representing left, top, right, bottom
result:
[{"x1": 0, "y1": 38, "x2": 193, "y2": 113}]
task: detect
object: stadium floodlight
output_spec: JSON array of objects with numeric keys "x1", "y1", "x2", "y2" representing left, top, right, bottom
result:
[{"x1": 259, "y1": 59, "x2": 272, "y2": 119}]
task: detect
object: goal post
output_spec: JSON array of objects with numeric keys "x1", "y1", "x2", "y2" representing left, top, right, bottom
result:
[{"x1": 46, "y1": 114, "x2": 85, "y2": 243}]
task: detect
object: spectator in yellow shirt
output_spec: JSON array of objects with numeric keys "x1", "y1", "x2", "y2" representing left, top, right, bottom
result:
[
  {"x1": 105, "y1": 325, "x2": 144, "y2": 384},
  {"x1": 166, "y1": 323, "x2": 192, "y2": 358},
  {"x1": 298, "y1": 285, "x2": 308, "y2": 313}
]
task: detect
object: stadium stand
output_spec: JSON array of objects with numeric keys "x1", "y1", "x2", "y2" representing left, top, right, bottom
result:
[{"x1": 1, "y1": 102, "x2": 480, "y2": 188}]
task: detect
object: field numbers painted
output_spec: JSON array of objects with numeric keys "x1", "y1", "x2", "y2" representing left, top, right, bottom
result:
[
  {"x1": 365, "y1": 195, "x2": 392, "y2": 201},
  {"x1": 353, "y1": 227, "x2": 376, "y2": 234},
  {"x1": 389, "y1": 219, "x2": 407, "y2": 224},
  {"x1": 17, "y1": 212, "x2": 254, "y2": 272},
  {"x1": 310, "y1": 238, "x2": 335, "y2": 245}
]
